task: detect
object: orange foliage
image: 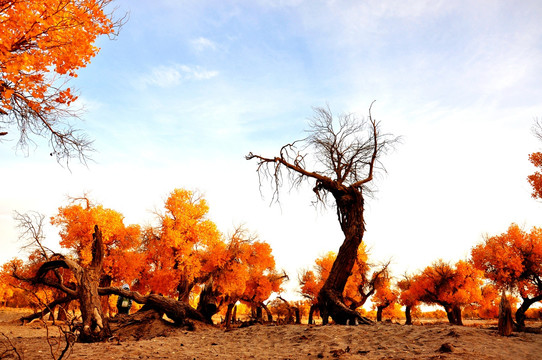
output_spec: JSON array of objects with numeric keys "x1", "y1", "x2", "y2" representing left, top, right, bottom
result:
[
  {"x1": 0, "y1": 0, "x2": 116, "y2": 156},
  {"x1": 409, "y1": 260, "x2": 483, "y2": 323},
  {"x1": 211, "y1": 227, "x2": 284, "y2": 308},
  {"x1": 471, "y1": 224, "x2": 542, "y2": 300},
  {"x1": 51, "y1": 198, "x2": 143, "y2": 285},
  {"x1": 527, "y1": 152, "x2": 542, "y2": 200},
  {"x1": 138, "y1": 189, "x2": 222, "y2": 298},
  {"x1": 397, "y1": 274, "x2": 419, "y2": 309}
]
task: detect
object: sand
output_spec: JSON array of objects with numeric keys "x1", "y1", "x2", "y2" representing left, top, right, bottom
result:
[{"x1": 1, "y1": 309, "x2": 540, "y2": 360}]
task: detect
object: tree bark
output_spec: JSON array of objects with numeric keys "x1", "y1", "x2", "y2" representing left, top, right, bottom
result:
[
  {"x1": 196, "y1": 280, "x2": 219, "y2": 324},
  {"x1": 99, "y1": 287, "x2": 208, "y2": 325},
  {"x1": 444, "y1": 305, "x2": 463, "y2": 326},
  {"x1": 77, "y1": 226, "x2": 111, "y2": 342},
  {"x1": 225, "y1": 303, "x2": 235, "y2": 329},
  {"x1": 261, "y1": 303, "x2": 273, "y2": 322},
  {"x1": 498, "y1": 291, "x2": 513, "y2": 336},
  {"x1": 176, "y1": 275, "x2": 194, "y2": 303},
  {"x1": 255, "y1": 306, "x2": 263, "y2": 322},
  {"x1": 404, "y1": 305, "x2": 412, "y2": 325}
]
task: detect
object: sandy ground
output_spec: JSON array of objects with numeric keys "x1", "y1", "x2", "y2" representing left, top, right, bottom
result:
[{"x1": 1, "y1": 309, "x2": 541, "y2": 360}]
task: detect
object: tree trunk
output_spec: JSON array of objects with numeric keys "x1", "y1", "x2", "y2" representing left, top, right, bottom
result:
[
  {"x1": 498, "y1": 290, "x2": 513, "y2": 336},
  {"x1": 176, "y1": 275, "x2": 194, "y2": 303},
  {"x1": 225, "y1": 303, "x2": 234, "y2": 329},
  {"x1": 515, "y1": 294, "x2": 542, "y2": 331},
  {"x1": 295, "y1": 307, "x2": 301, "y2": 324},
  {"x1": 308, "y1": 304, "x2": 316, "y2": 325},
  {"x1": 376, "y1": 306, "x2": 384, "y2": 322},
  {"x1": 261, "y1": 303, "x2": 273, "y2": 322},
  {"x1": 232, "y1": 305, "x2": 237, "y2": 323},
  {"x1": 100, "y1": 287, "x2": 208, "y2": 326},
  {"x1": 256, "y1": 306, "x2": 263, "y2": 322},
  {"x1": 197, "y1": 280, "x2": 219, "y2": 324},
  {"x1": 444, "y1": 305, "x2": 463, "y2": 326},
  {"x1": 404, "y1": 305, "x2": 412, "y2": 325},
  {"x1": 318, "y1": 188, "x2": 372, "y2": 325},
  {"x1": 78, "y1": 226, "x2": 111, "y2": 342}
]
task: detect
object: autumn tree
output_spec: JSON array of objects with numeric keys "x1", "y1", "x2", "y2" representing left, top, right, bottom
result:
[
  {"x1": 410, "y1": 260, "x2": 483, "y2": 325},
  {"x1": 371, "y1": 274, "x2": 397, "y2": 322},
  {"x1": 397, "y1": 274, "x2": 419, "y2": 325},
  {"x1": 137, "y1": 188, "x2": 222, "y2": 301},
  {"x1": 471, "y1": 224, "x2": 542, "y2": 330},
  {"x1": 247, "y1": 104, "x2": 398, "y2": 324},
  {"x1": 51, "y1": 198, "x2": 143, "y2": 286},
  {"x1": 0, "y1": 0, "x2": 120, "y2": 162},
  {"x1": 195, "y1": 227, "x2": 285, "y2": 325},
  {"x1": 50, "y1": 197, "x2": 143, "y2": 316}
]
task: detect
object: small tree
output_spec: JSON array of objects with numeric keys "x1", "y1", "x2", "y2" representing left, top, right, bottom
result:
[
  {"x1": 247, "y1": 103, "x2": 398, "y2": 324},
  {"x1": 471, "y1": 224, "x2": 542, "y2": 330},
  {"x1": 397, "y1": 274, "x2": 419, "y2": 325},
  {"x1": 411, "y1": 260, "x2": 483, "y2": 325}
]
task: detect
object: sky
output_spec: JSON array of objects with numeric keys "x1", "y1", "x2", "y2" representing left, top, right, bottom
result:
[{"x1": 2, "y1": 0, "x2": 542, "y2": 299}]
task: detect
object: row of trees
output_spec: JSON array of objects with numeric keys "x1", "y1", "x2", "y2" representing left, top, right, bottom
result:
[
  {"x1": 299, "y1": 221, "x2": 542, "y2": 330},
  {"x1": 1, "y1": 189, "x2": 286, "y2": 341},
  {"x1": 3, "y1": 197, "x2": 541, "y2": 332}
]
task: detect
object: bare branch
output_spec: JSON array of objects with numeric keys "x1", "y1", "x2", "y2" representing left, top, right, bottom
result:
[{"x1": 14, "y1": 210, "x2": 54, "y2": 259}]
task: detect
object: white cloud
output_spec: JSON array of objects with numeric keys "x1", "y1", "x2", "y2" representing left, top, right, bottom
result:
[
  {"x1": 133, "y1": 64, "x2": 218, "y2": 90},
  {"x1": 191, "y1": 37, "x2": 217, "y2": 52}
]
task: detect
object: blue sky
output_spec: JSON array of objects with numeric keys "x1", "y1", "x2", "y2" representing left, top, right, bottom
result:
[{"x1": 2, "y1": 0, "x2": 542, "y2": 298}]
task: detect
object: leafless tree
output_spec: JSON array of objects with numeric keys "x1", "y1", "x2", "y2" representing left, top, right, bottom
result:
[{"x1": 246, "y1": 103, "x2": 399, "y2": 324}]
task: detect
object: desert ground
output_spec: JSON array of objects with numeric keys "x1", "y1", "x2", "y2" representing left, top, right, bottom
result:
[{"x1": 0, "y1": 309, "x2": 540, "y2": 360}]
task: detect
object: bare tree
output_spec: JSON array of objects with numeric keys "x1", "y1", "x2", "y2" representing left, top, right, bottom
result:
[{"x1": 246, "y1": 103, "x2": 398, "y2": 324}]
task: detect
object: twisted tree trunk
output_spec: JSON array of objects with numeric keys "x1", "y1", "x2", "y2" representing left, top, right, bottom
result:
[{"x1": 318, "y1": 187, "x2": 371, "y2": 325}]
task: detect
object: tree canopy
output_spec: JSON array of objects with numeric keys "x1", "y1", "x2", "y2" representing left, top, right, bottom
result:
[{"x1": 0, "y1": 0, "x2": 118, "y2": 162}]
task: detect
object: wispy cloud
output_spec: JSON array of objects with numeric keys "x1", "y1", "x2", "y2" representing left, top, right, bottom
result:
[
  {"x1": 133, "y1": 64, "x2": 218, "y2": 90},
  {"x1": 191, "y1": 37, "x2": 217, "y2": 52}
]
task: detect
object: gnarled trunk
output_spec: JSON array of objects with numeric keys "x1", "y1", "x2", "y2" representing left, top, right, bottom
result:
[
  {"x1": 78, "y1": 226, "x2": 111, "y2": 342},
  {"x1": 318, "y1": 188, "x2": 371, "y2": 325},
  {"x1": 261, "y1": 303, "x2": 273, "y2": 322},
  {"x1": 498, "y1": 291, "x2": 513, "y2": 336},
  {"x1": 514, "y1": 295, "x2": 542, "y2": 331},
  {"x1": 197, "y1": 280, "x2": 220, "y2": 324}
]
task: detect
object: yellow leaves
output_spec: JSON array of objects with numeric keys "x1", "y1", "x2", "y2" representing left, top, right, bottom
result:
[{"x1": 0, "y1": 0, "x2": 114, "y2": 118}]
